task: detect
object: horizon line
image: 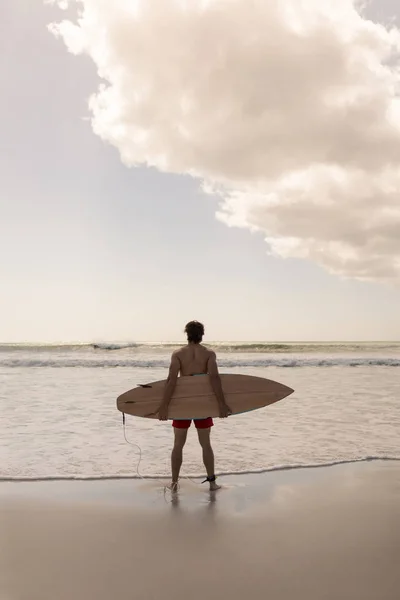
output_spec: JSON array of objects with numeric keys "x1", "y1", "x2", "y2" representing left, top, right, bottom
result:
[{"x1": 1, "y1": 339, "x2": 399, "y2": 345}]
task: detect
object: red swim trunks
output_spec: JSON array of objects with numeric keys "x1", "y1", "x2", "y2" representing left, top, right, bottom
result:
[{"x1": 172, "y1": 417, "x2": 214, "y2": 429}]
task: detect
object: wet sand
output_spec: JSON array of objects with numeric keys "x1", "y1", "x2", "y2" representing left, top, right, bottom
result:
[{"x1": 1, "y1": 461, "x2": 400, "y2": 600}]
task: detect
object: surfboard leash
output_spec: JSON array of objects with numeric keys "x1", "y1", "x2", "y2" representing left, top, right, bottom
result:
[
  {"x1": 201, "y1": 475, "x2": 217, "y2": 484},
  {"x1": 122, "y1": 412, "x2": 145, "y2": 481},
  {"x1": 121, "y1": 412, "x2": 208, "y2": 491}
]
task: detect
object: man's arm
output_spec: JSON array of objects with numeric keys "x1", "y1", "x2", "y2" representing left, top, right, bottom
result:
[
  {"x1": 157, "y1": 353, "x2": 180, "y2": 420},
  {"x1": 207, "y1": 351, "x2": 232, "y2": 418}
]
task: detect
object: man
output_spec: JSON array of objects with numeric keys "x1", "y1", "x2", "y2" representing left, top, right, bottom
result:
[{"x1": 157, "y1": 321, "x2": 231, "y2": 492}]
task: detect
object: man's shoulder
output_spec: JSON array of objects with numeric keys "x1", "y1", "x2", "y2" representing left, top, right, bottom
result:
[
  {"x1": 172, "y1": 346, "x2": 186, "y2": 357},
  {"x1": 173, "y1": 345, "x2": 214, "y2": 356},
  {"x1": 201, "y1": 345, "x2": 216, "y2": 359}
]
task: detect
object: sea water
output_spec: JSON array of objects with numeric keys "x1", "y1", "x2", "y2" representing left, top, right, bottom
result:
[{"x1": 1, "y1": 342, "x2": 399, "y2": 480}]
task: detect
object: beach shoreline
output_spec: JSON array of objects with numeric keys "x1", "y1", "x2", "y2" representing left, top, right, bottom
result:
[{"x1": 2, "y1": 460, "x2": 399, "y2": 600}]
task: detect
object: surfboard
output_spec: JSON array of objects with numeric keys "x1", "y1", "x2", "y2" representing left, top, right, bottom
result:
[{"x1": 117, "y1": 374, "x2": 294, "y2": 420}]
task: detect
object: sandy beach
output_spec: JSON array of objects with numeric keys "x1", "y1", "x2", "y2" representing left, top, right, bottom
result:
[{"x1": 1, "y1": 460, "x2": 399, "y2": 600}]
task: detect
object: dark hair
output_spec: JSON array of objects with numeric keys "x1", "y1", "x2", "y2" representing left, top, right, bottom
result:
[{"x1": 184, "y1": 320, "x2": 204, "y2": 344}]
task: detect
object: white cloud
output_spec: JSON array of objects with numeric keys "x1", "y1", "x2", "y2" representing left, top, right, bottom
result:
[
  {"x1": 45, "y1": 0, "x2": 69, "y2": 10},
  {"x1": 49, "y1": 0, "x2": 400, "y2": 281}
]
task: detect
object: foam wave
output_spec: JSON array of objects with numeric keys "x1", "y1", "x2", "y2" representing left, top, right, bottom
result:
[
  {"x1": 1, "y1": 456, "x2": 399, "y2": 482},
  {"x1": 2, "y1": 357, "x2": 400, "y2": 368}
]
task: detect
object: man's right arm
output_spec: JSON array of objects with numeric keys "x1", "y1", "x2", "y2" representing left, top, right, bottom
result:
[{"x1": 207, "y1": 351, "x2": 231, "y2": 418}]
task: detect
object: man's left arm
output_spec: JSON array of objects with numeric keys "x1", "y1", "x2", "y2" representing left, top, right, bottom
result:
[{"x1": 157, "y1": 353, "x2": 180, "y2": 420}]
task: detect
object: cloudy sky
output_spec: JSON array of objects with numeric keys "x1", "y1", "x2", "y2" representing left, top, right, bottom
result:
[{"x1": 1, "y1": 0, "x2": 400, "y2": 343}]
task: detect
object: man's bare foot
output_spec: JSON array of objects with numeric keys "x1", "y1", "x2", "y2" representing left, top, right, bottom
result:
[
  {"x1": 209, "y1": 481, "x2": 221, "y2": 491},
  {"x1": 166, "y1": 481, "x2": 179, "y2": 493},
  {"x1": 202, "y1": 475, "x2": 221, "y2": 491}
]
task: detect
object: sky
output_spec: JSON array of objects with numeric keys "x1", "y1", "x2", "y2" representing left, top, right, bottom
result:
[{"x1": 1, "y1": 0, "x2": 400, "y2": 343}]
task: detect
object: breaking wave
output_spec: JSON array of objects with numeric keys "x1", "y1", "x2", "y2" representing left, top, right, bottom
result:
[
  {"x1": 92, "y1": 343, "x2": 139, "y2": 350},
  {"x1": 1, "y1": 341, "x2": 399, "y2": 353}
]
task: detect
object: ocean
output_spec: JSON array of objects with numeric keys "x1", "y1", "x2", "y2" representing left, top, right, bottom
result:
[{"x1": 1, "y1": 342, "x2": 400, "y2": 481}]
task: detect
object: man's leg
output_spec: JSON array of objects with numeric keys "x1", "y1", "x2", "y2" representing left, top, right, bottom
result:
[
  {"x1": 170, "y1": 426, "x2": 188, "y2": 490},
  {"x1": 197, "y1": 427, "x2": 221, "y2": 491}
]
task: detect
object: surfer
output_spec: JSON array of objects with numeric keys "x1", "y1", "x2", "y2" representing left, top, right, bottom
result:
[{"x1": 157, "y1": 321, "x2": 232, "y2": 492}]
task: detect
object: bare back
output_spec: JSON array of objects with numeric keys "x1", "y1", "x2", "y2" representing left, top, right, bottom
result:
[{"x1": 174, "y1": 344, "x2": 214, "y2": 376}]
